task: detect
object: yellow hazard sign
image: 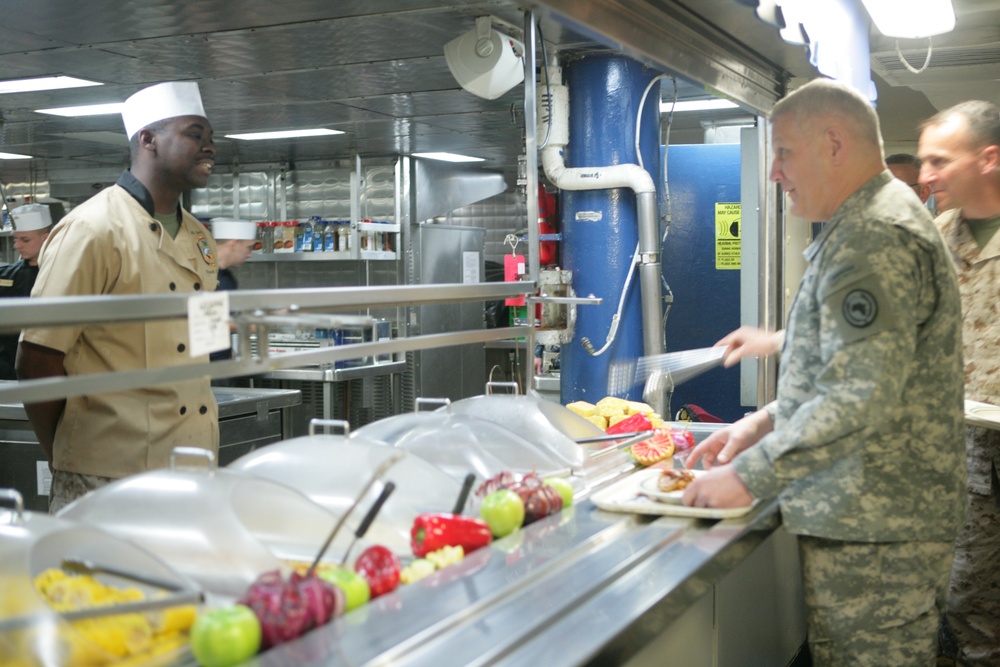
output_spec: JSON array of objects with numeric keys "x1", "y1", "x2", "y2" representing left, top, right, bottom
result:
[{"x1": 714, "y1": 202, "x2": 741, "y2": 270}]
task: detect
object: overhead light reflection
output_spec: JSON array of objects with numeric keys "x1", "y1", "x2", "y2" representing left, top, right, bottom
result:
[{"x1": 660, "y1": 99, "x2": 740, "y2": 113}]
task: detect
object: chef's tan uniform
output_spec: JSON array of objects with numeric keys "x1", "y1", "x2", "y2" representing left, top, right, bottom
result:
[{"x1": 23, "y1": 170, "x2": 220, "y2": 481}]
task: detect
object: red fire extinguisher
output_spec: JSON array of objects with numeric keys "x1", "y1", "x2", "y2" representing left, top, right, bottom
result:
[{"x1": 538, "y1": 184, "x2": 558, "y2": 267}]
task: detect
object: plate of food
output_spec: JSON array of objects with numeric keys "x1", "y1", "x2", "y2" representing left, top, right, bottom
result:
[{"x1": 638, "y1": 469, "x2": 701, "y2": 504}]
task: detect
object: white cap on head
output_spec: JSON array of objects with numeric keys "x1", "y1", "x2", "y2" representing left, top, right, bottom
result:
[
  {"x1": 9, "y1": 203, "x2": 53, "y2": 232},
  {"x1": 211, "y1": 218, "x2": 258, "y2": 240},
  {"x1": 122, "y1": 81, "x2": 207, "y2": 140}
]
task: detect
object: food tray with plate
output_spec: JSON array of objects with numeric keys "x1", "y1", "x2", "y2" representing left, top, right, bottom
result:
[
  {"x1": 965, "y1": 400, "x2": 1000, "y2": 431},
  {"x1": 591, "y1": 469, "x2": 758, "y2": 519}
]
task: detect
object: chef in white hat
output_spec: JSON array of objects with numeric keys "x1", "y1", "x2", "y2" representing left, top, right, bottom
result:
[
  {"x1": 209, "y1": 218, "x2": 257, "y2": 363},
  {"x1": 0, "y1": 203, "x2": 54, "y2": 379},
  {"x1": 17, "y1": 81, "x2": 222, "y2": 513}
]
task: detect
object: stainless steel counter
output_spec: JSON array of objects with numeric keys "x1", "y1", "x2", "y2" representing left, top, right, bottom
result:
[
  {"x1": 254, "y1": 491, "x2": 805, "y2": 667},
  {"x1": 0, "y1": 385, "x2": 302, "y2": 511}
]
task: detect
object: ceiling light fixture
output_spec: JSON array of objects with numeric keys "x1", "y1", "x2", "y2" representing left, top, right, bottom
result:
[
  {"x1": 0, "y1": 152, "x2": 33, "y2": 160},
  {"x1": 444, "y1": 16, "x2": 524, "y2": 100},
  {"x1": 860, "y1": 0, "x2": 955, "y2": 38},
  {"x1": 225, "y1": 129, "x2": 344, "y2": 141},
  {"x1": 660, "y1": 99, "x2": 740, "y2": 113},
  {"x1": 412, "y1": 152, "x2": 485, "y2": 163},
  {"x1": 0, "y1": 76, "x2": 103, "y2": 94},
  {"x1": 36, "y1": 102, "x2": 125, "y2": 117}
]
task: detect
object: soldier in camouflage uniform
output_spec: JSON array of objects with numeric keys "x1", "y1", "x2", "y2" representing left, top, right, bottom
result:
[
  {"x1": 684, "y1": 78, "x2": 966, "y2": 666},
  {"x1": 918, "y1": 100, "x2": 1000, "y2": 667}
]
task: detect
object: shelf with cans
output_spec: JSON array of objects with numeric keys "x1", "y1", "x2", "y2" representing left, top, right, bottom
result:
[{"x1": 247, "y1": 216, "x2": 400, "y2": 262}]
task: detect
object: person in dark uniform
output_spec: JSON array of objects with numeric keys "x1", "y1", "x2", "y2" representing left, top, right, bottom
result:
[
  {"x1": 209, "y1": 218, "x2": 257, "y2": 362},
  {"x1": 0, "y1": 204, "x2": 53, "y2": 379}
]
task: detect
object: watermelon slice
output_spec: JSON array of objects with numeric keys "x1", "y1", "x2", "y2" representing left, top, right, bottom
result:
[{"x1": 629, "y1": 429, "x2": 676, "y2": 466}]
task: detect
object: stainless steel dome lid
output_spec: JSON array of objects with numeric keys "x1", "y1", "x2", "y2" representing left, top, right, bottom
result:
[
  {"x1": 57, "y1": 448, "x2": 345, "y2": 601},
  {"x1": 229, "y1": 420, "x2": 462, "y2": 555},
  {"x1": 445, "y1": 389, "x2": 602, "y2": 469},
  {"x1": 352, "y1": 401, "x2": 571, "y2": 482}
]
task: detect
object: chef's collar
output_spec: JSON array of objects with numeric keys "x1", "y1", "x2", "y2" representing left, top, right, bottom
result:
[{"x1": 117, "y1": 169, "x2": 180, "y2": 220}]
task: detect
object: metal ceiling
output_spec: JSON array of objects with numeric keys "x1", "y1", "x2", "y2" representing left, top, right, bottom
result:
[{"x1": 0, "y1": 0, "x2": 997, "y2": 202}]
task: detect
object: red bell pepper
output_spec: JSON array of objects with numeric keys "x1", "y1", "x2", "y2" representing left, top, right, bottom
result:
[
  {"x1": 605, "y1": 411, "x2": 653, "y2": 435},
  {"x1": 410, "y1": 513, "x2": 492, "y2": 557},
  {"x1": 354, "y1": 545, "x2": 401, "y2": 598}
]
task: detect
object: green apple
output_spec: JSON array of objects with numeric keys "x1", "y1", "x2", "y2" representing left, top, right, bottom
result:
[
  {"x1": 543, "y1": 477, "x2": 574, "y2": 507},
  {"x1": 189, "y1": 604, "x2": 262, "y2": 667},
  {"x1": 480, "y1": 489, "x2": 525, "y2": 537},
  {"x1": 318, "y1": 567, "x2": 371, "y2": 611}
]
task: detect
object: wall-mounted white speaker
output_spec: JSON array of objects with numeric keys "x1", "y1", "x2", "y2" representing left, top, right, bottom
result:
[{"x1": 444, "y1": 17, "x2": 524, "y2": 100}]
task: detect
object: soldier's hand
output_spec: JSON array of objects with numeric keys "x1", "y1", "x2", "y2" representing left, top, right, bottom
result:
[
  {"x1": 716, "y1": 326, "x2": 784, "y2": 368},
  {"x1": 685, "y1": 408, "x2": 772, "y2": 469},
  {"x1": 682, "y1": 465, "x2": 753, "y2": 508}
]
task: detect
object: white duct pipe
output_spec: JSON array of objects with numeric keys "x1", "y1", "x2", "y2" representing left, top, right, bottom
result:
[{"x1": 538, "y1": 66, "x2": 665, "y2": 372}]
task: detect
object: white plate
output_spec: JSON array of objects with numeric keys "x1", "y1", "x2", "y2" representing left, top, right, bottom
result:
[
  {"x1": 965, "y1": 400, "x2": 1000, "y2": 431},
  {"x1": 639, "y1": 471, "x2": 703, "y2": 504},
  {"x1": 590, "y1": 470, "x2": 759, "y2": 519}
]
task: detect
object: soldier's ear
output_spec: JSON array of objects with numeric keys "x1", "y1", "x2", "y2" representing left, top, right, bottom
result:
[{"x1": 979, "y1": 144, "x2": 1000, "y2": 174}]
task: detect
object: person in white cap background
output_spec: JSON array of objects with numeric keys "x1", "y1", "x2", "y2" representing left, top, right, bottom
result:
[
  {"x1": 0, "y1": 203, "x2": 53, "y2": 379},
  {"x1": 209, "y1": 218, "x2": 256, "y2": 363},
  {"x1": 16, "y1": 81, "x2": 221, "y2": 513}
]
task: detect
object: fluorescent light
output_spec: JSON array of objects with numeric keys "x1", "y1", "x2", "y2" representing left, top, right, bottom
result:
[
  {"x1": 0, "y1": 152, "x2": 33, "y2": 160},
  {"x1": 412, "y1": 152, "x2": 484, "y2": 163},
  {"x1": 225, "y1": 128, "x2": 343, "y2": 140},
  {"x1": 0, "y1": 76, "x2": 102, "y2": 94},
  {"x1": 860, "y1": 0, "x2": 955, "y2": 38},
  {"x1": 660, "y1": 99, "x2": 740, "y2": 113},
  {"x1": 36, "y1": 102, "x2": 125, "y2": 117}
]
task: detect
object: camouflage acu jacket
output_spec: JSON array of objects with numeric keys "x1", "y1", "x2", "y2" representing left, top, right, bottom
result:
[{"x1": 734, "y1": 172, "x2": 966, "y2": 542}]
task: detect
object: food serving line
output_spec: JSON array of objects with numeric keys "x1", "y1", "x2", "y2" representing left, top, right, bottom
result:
[{"x1": 1, "y1": 283, "x2": 807, "y2": 665}]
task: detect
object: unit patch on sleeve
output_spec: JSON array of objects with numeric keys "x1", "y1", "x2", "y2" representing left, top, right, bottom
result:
[{"x1": 841, "y1": 289, "x2": 878, "y2": 328}]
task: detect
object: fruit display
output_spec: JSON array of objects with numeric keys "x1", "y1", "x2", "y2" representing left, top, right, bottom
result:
[
  {"x1": 566, "y1": 396, "x2": 665, "y2": 431},
  {"x1": 409, "y1": 514, "x2": 492, "y2": 557},
  {"x1": 353, "y1": 545, "x2": 401, "y2": 598},
  {"x1": 480, "y1": 490, "x2": 526, "y2": 538},
  {"x1": 236, "y1": 569, "x2": 343, "y2": 650},
  {"x1": 475, "y1": 472, "x2": 573, "y2": 537},
  {"x1": 629, "y1": 430, "x2": 676, "y2": 466},
  {"x1": 26, "y1": 568, "x2": 197, "y2": 666},
  {"x1": 189, "y1": 605, "x2": 261, "y2": 667},
  {"x1": 399, "y1": 545, "x2": 466, "y2": 584}
]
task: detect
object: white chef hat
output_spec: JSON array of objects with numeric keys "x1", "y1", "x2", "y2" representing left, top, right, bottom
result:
[
  {"x1": 211, "y1": 218, "x2": 258, "y2": 240},
  {"x1": 122, "y1": 81, "x2": 207, "y2": 140},
  {"x1": 9, "y1": 203, "x2": 53, "y2": 232}
]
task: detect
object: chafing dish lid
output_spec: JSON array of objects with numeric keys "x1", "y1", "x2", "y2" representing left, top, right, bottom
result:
[{"x1": 229, "y1": 435, "x2": 461, "y2": 555}]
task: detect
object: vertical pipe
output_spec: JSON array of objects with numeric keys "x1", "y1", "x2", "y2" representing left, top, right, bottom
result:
[
  {"x1": 559, "y1": 54, "x2": 662, "y2": 404},
  {"x1": 756, "y1": 116, "x2": 780, "y2": 406},
  {"x1": 523, "y1": 11, "x2": 540, "y2": 392}
]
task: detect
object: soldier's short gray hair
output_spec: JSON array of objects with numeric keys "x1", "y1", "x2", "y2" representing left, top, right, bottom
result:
[
  {"x1": 921, "y1": 100, "x2": 1000, "y2": 151},
  {"x1": 772, "y1": 78, "x2": 883, "y2": 151}
]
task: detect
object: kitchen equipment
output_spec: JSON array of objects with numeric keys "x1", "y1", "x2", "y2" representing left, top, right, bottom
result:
[
  {"x1": 229, "y1": 419, "x2": 463, "y2": 556},
  {"x1": 58, "y1": 448, "x2": 344, "y2": 601},
  {"x1": 353, "y1": 399, "x2": 571, "y2": 482}
]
